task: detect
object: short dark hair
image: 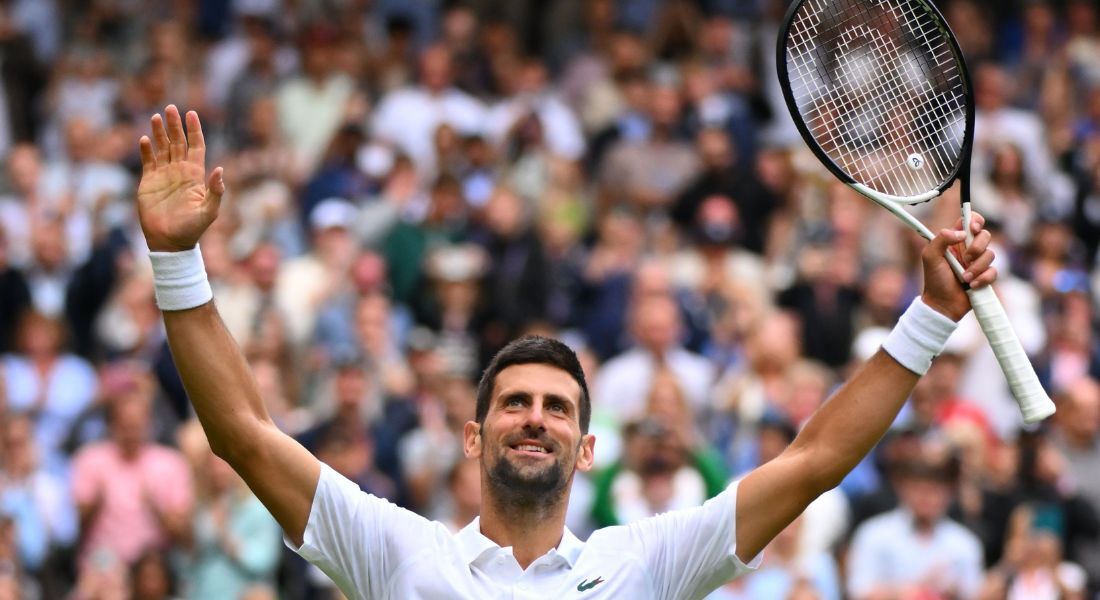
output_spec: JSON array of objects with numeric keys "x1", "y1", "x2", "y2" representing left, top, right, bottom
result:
[{"x1": 475, "y1": 336, "x2": 591, "y2": 433}]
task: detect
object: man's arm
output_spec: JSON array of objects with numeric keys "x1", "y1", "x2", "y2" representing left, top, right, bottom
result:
[
  {"x1": 137, "y1": 105, "x2": 319, "y2": 545},
  {"x1": 734, "y1": 217, "x2": 997, "y2": 562}
]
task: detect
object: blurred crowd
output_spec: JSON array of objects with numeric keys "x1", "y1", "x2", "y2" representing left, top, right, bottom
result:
[{"x1": 1, "y1": 0, "x2": 1100, "y2": 598}]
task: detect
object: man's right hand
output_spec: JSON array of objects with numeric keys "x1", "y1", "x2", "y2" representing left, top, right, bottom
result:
[
  {"x1": 920, "y1": 212, "x2": 996, "y2": 322},
  {"x1": 137, "y1": 105, "x2": 225, "y2": 252}
]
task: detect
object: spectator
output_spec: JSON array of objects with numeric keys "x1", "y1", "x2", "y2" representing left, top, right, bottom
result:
[
  {"x1": 486, "y1": 57, "x2": 585, "y2": 161},
  {"x1": 593, "y1": 292, "x2": 715, "y2": 427},
  {"x1": 371, "y1": 44, "x2": 487, "y2": 174},
  {"x1": 70, "y1": 385, "x2": 192, "y2": 570},
  {"x1": 275, "y1": 23, "x2": 356, "y2": 176},
  {"x1": 2, "y1": 310, "x2": 96, "y2": 473},
  {"x1": 0, "y1": 413, "x2": 76, "y2": 581},
  {"x1": 276, "y1": 197, "x2": 360, "y2": 348},
  {"x1": 311, "y1": 249, "x2": 410, "y2": 363},
  {"x1": 846, "y1": 454, "x2": 985, "y2": 599},
  {"x1": 297, "y1": 352, "x2": 415, "y2": 499},
  {"x1": 711, "y1": 517, "x2": 841, "y2": 600},
  {"x1": 1050, "y1": 377, "x2": 1100, "y2": 591},
  {"x1": 471, "y1": 186, "x2": 551, "y2": 350},
  {"x1": 439, "y1": 457, "x2": 480, "y2": 532},
  {"x1": 185, "y1": 448, "x2": 280, "y2": 600},
  {"x1": 598, "y1": 79, "x2": 701, "y2": 212}
]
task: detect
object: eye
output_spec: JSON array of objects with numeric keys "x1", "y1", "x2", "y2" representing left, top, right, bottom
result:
[
  {"x1": 505, "y1": 397, "x2": 525, "y2": 408},
  {"x1": 548, "y1": 401, "x2": 567, "y2": 413}
]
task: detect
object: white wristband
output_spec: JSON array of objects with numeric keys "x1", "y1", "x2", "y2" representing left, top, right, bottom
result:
[
  {"x1": 881, "y1": 297, "x2": 958, "y2": 375},
  {"x1": 149, "y1": 245, "x2": 213, "y2": 311}
]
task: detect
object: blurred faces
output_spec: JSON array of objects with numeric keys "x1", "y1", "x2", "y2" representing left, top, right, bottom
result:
[
  {"x1": 246, "y1": 242, "x2": 281, "y2": 291},
  {"x1": 448, "y1": 457, "x2": 482, "y2": 518},
  {"x1": 109, "y1": 393, "x2": 153, "y2": 459},
  {"x1": 485, "y1": 187, "x2": 526, "y2": 239},
  {"x1": 130, "y1": 552, "x2": 172, "y2": 600},
  {"x1": 30, "y1": 219, "x2": 67, "y2": 271},
  {"x1": 747, "y1": 312, "x2": 802, "y2": 373},
  {"x1": 351, "y1": 251, "x2": 387, "y2": 294},
  {"x1": 15, "y1": 311, "x2": 64, "y2": 358},
  {"x1": 697, "y1": 128, "x2": 735, "y2": 170},
  {"x1": 898, "y1": 476, "x2": 953, "y2": 525},
  {"x1": 420, "y1": 45, "x2": 454, "y2": 93},
  {"x1": 976, "y1": 64, "x2": 1011, "y2": 111},
  {"x1": 630, "y1": 295, "x2": 682, "y2": 354},
  {"x1": 333, "y1": 364, "x2": 369, "y2": 413},
  {"x1": 649, "y1": 85, "x2": 683, "y2": 130},
  {"x1": 1058, "y1": 377, "x2": 1100, "y2": 444},
  {"x1": 7, "y1": 144, "x2": 40, "y2": 195}
]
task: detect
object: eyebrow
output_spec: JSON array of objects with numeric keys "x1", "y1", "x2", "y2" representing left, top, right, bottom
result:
[{"x1": 498, "y1": 391, "x2": 576, "y2": 411}]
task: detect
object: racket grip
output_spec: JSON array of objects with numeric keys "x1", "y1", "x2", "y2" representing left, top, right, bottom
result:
[{"x1": 966, "y1": 285, "x2": 1055, "y2": 423}]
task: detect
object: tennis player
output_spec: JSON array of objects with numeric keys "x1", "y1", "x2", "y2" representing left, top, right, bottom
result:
[{"x1": 137, "y1": 105, "x2": 998, "y2": 599}]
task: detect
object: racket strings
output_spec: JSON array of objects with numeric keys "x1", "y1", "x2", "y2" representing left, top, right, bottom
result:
[
  {"x1": 795, "y1": 5, "x2": 950, "y2": 192},
  {"x1": 785, "y1": 0, "x2": 967, "y2": 199}
]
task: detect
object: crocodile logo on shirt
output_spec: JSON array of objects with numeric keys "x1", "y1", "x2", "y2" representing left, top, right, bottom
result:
[{"x1": 577, "y1": 577, "x2": 605, "y2": 592}]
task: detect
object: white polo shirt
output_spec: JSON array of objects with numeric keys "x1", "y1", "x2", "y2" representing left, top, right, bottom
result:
[{"x1": 289, "y1": 464, "x2": 760, "y2": 599}]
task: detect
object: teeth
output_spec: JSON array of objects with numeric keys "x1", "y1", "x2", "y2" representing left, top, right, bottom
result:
[{"x1": 516, "y1": 444, "x2": 547, "y2": 453}]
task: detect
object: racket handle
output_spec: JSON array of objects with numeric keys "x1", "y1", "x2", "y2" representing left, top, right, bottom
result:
[{"x1": 966, "y1": 285, "x2": 1055, "y2": 423}]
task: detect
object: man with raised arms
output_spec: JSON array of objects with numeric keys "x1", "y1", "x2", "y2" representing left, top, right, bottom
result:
[{"x1": 136, "y1": 105, "x2": 998, "y2": 599}]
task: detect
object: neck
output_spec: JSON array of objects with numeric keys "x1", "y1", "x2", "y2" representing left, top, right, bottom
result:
[
  {"x1": 478, "y1": 485, "x2": 569, "y2": 569},
  {"x1": 911, "y1": 514, "x2": 937, "y2": 535}
]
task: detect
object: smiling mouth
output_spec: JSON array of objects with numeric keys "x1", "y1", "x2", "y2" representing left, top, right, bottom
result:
[{"x1": 510, "y1": 442, "x2": 552, "y2": 456}]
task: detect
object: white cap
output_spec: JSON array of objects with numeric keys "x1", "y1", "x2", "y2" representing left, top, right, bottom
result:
[
  {"x1": 310, "y1": 198, "x2": 357, "y2": 231},
  {"x1": 426, "y1": 244, "x2": 487, "y2": 282}
]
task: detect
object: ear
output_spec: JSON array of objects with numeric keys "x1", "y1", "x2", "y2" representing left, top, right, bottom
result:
[
  {"x1": 463, "y1": 420, "x2": 482, "y2": 459},
  {"x1": 575, "y1": 433, "x2": 596, "y2": 473}
]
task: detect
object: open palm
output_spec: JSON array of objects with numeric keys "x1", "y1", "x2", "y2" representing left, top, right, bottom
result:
[{"x1": 137, "y1": 105, "x2": 225, "y2": 252}]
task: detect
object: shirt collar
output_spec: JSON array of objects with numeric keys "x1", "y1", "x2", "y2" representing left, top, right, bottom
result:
[{"x1": 455, "y1": 517, "x2": 584, "y2": 568}]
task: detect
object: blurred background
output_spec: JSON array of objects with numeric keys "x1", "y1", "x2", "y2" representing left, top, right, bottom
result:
[{"x1": 0, "y1": 0, "x2": 1099, "y2": 598}]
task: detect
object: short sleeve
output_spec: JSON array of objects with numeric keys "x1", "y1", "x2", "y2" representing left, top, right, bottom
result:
[
  {"x1": 621, "y1": 480, "x2": 761, "y2": 599},
  {"x1": 69, "y1": 448, "x2": 99, "y2": 507},
  {"x1": 287, "y1": 463, "x2": 441, "y2": 600},
  {"x1": 156, "y1": 451, "x2": 194, "y2": 513}
]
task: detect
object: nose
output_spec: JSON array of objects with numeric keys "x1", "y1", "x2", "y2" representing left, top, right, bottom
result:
[{"x1": 523, "y1": 400, "x2": 547, "y2": 430}]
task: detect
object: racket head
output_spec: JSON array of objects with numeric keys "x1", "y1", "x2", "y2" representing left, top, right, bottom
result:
[{"x1": 777, "y1": 0, "x2": 975, "y2": 204}]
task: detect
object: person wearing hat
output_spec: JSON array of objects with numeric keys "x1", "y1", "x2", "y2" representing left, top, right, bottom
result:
[
  {"x1": 135, "y1": 106, "x2": 999, "y2": 599},
  {"x1": 274, "y1": 197, "x2": 359, "y2": 348}
]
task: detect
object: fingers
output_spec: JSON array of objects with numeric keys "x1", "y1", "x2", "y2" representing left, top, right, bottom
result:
[
  {"x1": 151, "y1": 113, "x2": 170, "y2": 164},
  {"x1": 970, "y1": 266, "x2": 997, "y2": 289},
  {"x1": 963, "y1": 234, "x2": 995, "y2": 284},
  {"x1": 185, "y1": 110, "x2": 205, "y2": 165},
  {"x1": 139, "y1": 136, "x2": 156, "y2": 173},
  {"x1": 926, "y1": 228, "x2": 967, "y2": 258},
  {"x1": 165, "y1": 105, "x2": 188, "y2": 163},
  {"x1": 206, "y1": 166, "x2": 225, "y2": 206},
  {"x1": 954, "y1": 210, "x2": 986, "y2": 233},
  {"x1": 963, "y1": 229, "x2": 992, "y2": 264}
]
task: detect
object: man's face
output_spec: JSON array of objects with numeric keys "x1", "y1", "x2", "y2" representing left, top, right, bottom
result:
[
  {"x1": 464, "y1": 364, "x2": 594, "y2": 502},
  {"x1": 898, "y1": 477, "x2": 952, "y2": 523}
]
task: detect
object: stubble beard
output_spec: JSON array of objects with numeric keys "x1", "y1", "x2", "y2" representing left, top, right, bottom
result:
[{"x1": 485, "y1": 448, "x2": 571, "y2": 512}]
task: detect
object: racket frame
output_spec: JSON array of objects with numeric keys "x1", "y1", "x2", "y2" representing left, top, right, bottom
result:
[{"x1": 775, "y1": 0, "x2": 1055, "y2": 423}]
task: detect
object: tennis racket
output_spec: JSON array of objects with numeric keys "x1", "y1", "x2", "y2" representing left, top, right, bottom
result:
[{"x1": 776, "y1": 0, "x2": 1055, "y2": 423}]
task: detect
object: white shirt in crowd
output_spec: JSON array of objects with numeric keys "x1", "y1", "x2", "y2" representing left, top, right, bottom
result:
[
  {"x1": 846, "y1": 508, "x2": 984, "y2": 600},
  {"x1": 594, "y1": 347, "x2": 716, "y2": 424},
  {"x1": 288, "y1": 464, "x2": 760, "y2": 599},
  {"x1": 485, "y1": 93, "x2": 586, "y2": 160},
  {"x1": 371, "y1": 86, "x2": 487, "y2": 172}
]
